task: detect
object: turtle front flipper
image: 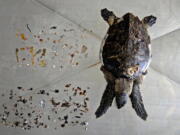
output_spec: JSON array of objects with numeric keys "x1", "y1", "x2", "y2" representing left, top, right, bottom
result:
[
  {"x1": 95, "y1": 82, "x2": 115, "y2": 118},
  {"x1": 130, "y1": 78, "x2": 148, "y2": 120}
]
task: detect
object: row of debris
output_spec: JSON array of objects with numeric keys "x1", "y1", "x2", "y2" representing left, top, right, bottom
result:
[
  {"x1": 0, "y1": 84, "x2": 90, "y2": 130},
  {"x1": 15, "y1": 25, "x2": 88, "y2": 68}
]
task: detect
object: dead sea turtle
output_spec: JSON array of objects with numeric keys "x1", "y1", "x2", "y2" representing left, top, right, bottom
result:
[{"x1": 95, "y1": 8, "x2": 156, "y2": 120}]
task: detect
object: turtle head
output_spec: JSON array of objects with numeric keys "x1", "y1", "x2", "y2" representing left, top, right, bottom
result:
[
  {"x1": 101, "y1": 8, "x2": 119, "y2": 26},
  {"x1": 142, "y1": 15, "x2": 157, "y2": 27}
]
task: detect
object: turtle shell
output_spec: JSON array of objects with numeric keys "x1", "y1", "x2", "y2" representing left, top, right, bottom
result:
[{"x1": 101, "y1": 13, "x2": 151, "y2": 79}]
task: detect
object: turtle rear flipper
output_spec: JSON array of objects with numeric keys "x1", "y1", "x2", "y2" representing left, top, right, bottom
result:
[
  {"x1": 95, "y1": 83, "x2": 115, "y2": 118},
  {"x1": 130, "y1": 80, "x2": 148, "y2": 120},
  {"x1": 101, "y1": 8, "x2": 122, "y2": 26},
  {"x1": 142, "y1": 15, "x2": 157, "y2": 27}
]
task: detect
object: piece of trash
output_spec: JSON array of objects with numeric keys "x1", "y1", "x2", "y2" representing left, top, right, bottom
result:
[
  {"x1": 40, "y1": 99, "x2": 46, "y2": 108},
  {"x1": 26, "y1": 24, "x2": 32, "y2": 33},
  {"x1": 15, "y1": 48, "x2": 19, "y2": 62},
  {"x1": 81, "y1": 45, "x2": 88, "y2": 53},
  {"x1": 50, "y1": 98, "x2": 60, "y2": 107},
  {"x1": 50, "y1": 26, "x2": 57, "y2": 29},
  {"x1": 20, "y1": 33, "x2": 27, "y2": 40},
  {"x1": 39, "y1": 60, "x2": 47, "y2": 67},
  {"x1": 80, "y1": 121, "x2": 88, "y2": 130}
]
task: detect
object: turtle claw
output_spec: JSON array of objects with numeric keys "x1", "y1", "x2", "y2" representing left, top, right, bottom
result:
[
  {"x1": 95, "y1": 83, "x2": 115, "y2": 118},
  {"x1": 116, "y1": 93, "x2": 128, "y2": 109}
]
